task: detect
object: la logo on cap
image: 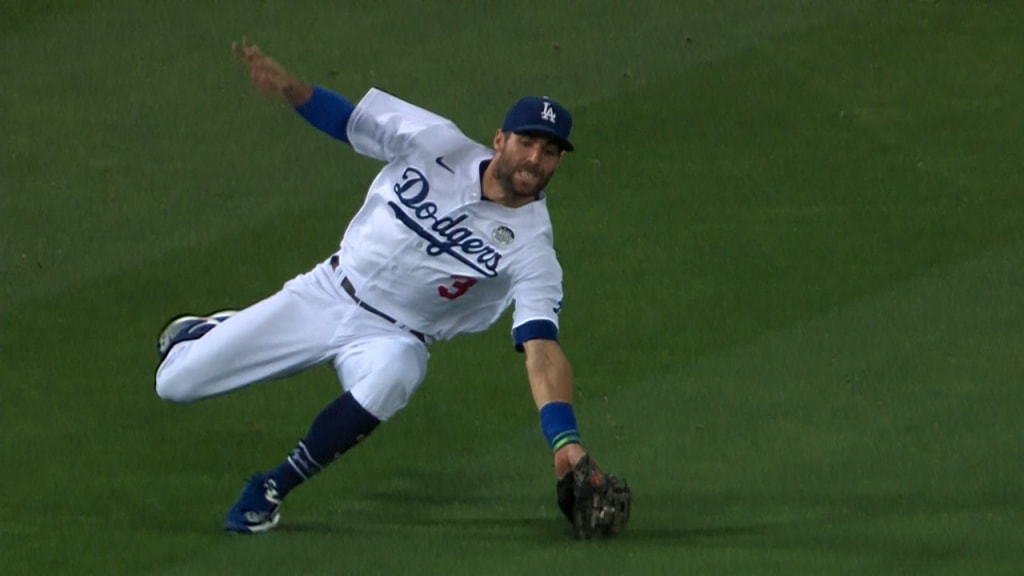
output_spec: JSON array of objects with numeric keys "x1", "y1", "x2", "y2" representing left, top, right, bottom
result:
[{"x1": 540, "y1": 101, "x2": 557, "y2": 123}]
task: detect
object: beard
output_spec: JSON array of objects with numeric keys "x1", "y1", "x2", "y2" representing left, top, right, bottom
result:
[{"x1": 492, "y1": 154, "x2": 554, "y2": 200}]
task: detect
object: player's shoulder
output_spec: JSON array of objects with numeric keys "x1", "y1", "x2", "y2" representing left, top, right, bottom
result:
[
  {"x1": 355, "y1": 88, "x2": 453, "y2": 124},
  {"x1": 523, "y1": 194, "x2": 557, "y2": 239},
  {"x1": 507, "y1": 233, "x2": 562, "y2": 279},
  {"x1": 353, "y1": 88, "x2": 496, "y2": 164},
  {"x1": 411, "y1": 124, "x2": 488, "y2": 157},
  {"x1": 504, "y1": 204, "x2": 560, "y2": 266}
]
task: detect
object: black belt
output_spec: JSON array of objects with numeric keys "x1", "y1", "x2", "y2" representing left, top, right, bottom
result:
[{"x1": 340, "y1": 276, "x2": 426, "y2": 343}]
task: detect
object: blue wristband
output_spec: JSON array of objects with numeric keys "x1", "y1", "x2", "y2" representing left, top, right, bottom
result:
[
  {"x1": 295, "y1": 85, "x2": 354, "y2": 143},
  {"x1": 540, "y1": 402, "x2": 580, "y2": 452}
]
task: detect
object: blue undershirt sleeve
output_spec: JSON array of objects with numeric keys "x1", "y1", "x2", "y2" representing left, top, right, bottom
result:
[{"x1": 294, "y1": 85, "x2": 354, "y2": 143}]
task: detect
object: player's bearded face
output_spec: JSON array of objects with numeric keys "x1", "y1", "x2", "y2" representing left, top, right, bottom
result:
[{"x1": 493, "y1": 132, "x2": 562, "y2": 198}]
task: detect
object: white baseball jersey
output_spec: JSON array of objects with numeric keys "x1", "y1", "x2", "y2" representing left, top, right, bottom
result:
[{"x1": 336, "y1": 88, "x2": 564, "y2": 345}]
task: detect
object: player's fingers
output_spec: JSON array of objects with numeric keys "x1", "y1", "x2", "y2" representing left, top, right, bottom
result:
[
  {"x1": 234, "y1": 39, "x2": 258, "y2": 64},
  {"x1": 245, "y1": 40, "x2": 262, "y2": 57},
  {"x1": 236, "y1": 36, "x2": 254, "y2": 59}
]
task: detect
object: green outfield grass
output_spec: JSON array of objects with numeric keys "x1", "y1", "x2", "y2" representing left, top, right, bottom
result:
[{"x1": 2, "y1": 1, "x2": 1022, "y2": 574}]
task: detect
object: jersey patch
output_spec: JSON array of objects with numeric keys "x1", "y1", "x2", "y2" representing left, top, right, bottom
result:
[{"x1": 491, "y1": 225, "x2": 515, "y2": 247}]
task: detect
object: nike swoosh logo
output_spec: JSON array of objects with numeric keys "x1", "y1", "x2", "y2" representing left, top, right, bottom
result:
[{"x1": 435, "y1": 156, "x2": 455, "y2": 174}]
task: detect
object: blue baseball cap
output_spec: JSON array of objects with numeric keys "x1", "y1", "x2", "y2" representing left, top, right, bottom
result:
[{"x1": 502, "y1": 96, "x2": 574, "y2": 152}]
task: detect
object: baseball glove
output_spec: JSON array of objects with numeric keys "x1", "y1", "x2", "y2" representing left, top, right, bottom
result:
[{"x1": 556, "y1": 454, "x2": 631, "y2": 539}]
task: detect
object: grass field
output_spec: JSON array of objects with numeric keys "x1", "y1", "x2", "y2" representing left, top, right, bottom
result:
[{"x1": 2, "y1": 1, "x2": 1023, "y2": 574}]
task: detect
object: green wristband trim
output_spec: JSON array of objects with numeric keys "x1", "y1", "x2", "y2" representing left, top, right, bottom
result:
[{"x1": 551, "y1": 432, "x2": 581, "y2": 452}]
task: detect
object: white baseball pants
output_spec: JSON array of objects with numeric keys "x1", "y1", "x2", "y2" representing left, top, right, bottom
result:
[{"x1": 154, "y1": 255, "x2": 430, "y2": 421}]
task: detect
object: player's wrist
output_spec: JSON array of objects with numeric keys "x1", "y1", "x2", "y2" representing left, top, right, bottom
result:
[
  {"x1": 282, "y1": 79, "x2": 314, "y2": 107},
  {"x1": 553, "y1": 442, "x2": 585, "y2": 479},
  {"x1": 540, "y1": 401, "x2": 580, "y2": 453}
]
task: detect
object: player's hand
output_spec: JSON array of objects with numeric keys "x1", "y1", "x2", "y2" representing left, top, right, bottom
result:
[
  {"x1": 555, "y1": 453, "x2": 632, "y2": 539},
  {"x1": 232, "y1": 37, "x2": 311, "y2": 106},
  {"x1": 553, "y1": 442, "x2": 586, "y2": 479}
]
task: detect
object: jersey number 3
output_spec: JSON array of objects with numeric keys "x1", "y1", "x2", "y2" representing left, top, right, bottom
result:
[{"x1": 438, "y1": 275, "x2": 478, "y2": 300}]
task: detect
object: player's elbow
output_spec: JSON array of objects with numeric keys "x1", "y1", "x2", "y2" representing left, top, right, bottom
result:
[{"x1": 523, "y1": 339, "x2": 569, "y2": 374}]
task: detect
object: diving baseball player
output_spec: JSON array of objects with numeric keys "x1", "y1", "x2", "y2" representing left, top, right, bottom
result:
[{"x1": 154, "y1": 38, "x2": 630, "y2": 538}]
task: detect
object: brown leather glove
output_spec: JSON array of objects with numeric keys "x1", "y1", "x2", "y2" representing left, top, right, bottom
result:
[{"x1": 556, "y1": 454, "x2": 632, "y2": 539}]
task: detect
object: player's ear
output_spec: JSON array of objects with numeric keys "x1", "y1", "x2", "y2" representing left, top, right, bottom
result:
[
  {"x1": 551, "y1": 149, "x2": 566, "y2": 169},
  {"x1": 493, "y1": 129, "x2": 505, "y2": 151}
]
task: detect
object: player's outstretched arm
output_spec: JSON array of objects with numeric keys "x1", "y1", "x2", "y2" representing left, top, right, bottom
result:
[
  {"x1": 522, "y1": 339, "x2": 586, "y2": 478},
  {"x1": 524, "y1": 338, "x2": 633, "y2": 538},
  {"x1": 232, "y1": 37, "x2": 353, "y2": 143},
  {"x1": 233, "y1": 37, "x2": 312, "y2": 106}
]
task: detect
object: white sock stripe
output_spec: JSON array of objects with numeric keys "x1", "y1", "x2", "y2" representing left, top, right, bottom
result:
[
  {"x1": 286, "y1": 456, "x2": 309, "y2": 479},
  {"x1": 297, "y1": 442, "x2": 324, "y2": 471}
]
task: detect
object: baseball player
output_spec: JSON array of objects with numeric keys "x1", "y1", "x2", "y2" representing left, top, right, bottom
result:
[{"x1": 154, "y1": 38, "x2": 629, "y2": 537}]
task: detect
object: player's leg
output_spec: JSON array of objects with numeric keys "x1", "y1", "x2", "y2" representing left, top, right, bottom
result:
[
  {"x1": 224, "y1": 332, "x2": 428, "y2": 533},
  {"x1": 155, "y1": 266, "x2": 344, "y2": 403},
  {"x1": 157, "y1": 310, "x2": 240, "y2": 362}
]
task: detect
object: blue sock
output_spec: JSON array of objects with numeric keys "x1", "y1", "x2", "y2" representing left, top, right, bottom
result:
[{"x1": 268, "y1": 392, "x2": 380, "y2": 498}]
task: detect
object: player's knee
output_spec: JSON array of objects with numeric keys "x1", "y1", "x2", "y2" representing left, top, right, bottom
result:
[
  {"x1": 350, "y1": 348, "x2": 426, "y2": 421},
  {"x1": 155, "y1": 373, "x2": 197, "y2": 403},
  {"x1": 155, "y1": 359, "x2": 202, "y2": 404}
]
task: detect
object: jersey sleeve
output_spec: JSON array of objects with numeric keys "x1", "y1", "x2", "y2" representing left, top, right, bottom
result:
[
  {"x1": 510, "y1": 247, "x2": 564, "y2": 351},
  {"x1": 346, "y1": 88, "x2": 459, "y2": 163}
]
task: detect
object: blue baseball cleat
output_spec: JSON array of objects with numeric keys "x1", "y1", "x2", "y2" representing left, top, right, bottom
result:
[
  {"x1": 224, "y1": 474, "x2": 282, "y2": 534},
  {"x1": 157, "y1": 310, "x2": 238, "y2": 360}
]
